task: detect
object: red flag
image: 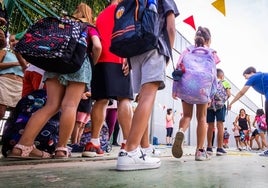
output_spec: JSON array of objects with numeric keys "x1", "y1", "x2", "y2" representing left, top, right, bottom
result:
[{"x1": 183, "y1": 15, "x2": 196, "y2": 30}]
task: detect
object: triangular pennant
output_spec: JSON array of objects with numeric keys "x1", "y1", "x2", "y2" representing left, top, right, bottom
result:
[
  {"x1": 183, "y1": 15, "x2": 196, "y2": 30},
  {"x1": 212, "y1": 0, "x2": 226, "y2": 16}
]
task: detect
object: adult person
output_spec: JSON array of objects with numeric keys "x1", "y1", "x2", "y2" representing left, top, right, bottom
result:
[
  {"x1": 0, "y1": 31, "x2": 24, "y2": 120},
  {"x1": 166, "y1": 108, "x2": 174, "y2": 146},
  {"x1": 228, "y1": 67, "x2": 268, "y2": 124},
  {"x1": 234, "y1": 108, "x2": 251, "y2": 150},
  {"x1": 228, "y1": 66, "x2": 268, "y2": 155},
  {"x1": 82, "y1": 0, "x2": 133, "y2": 158},
  {"x1": 9, "y1": 3, "x2": 101, "y2": 159},
  {"x1": 116, "y1": 0, "x2": 179, "y2": 171},
  {"x1": 172, "y1": 26, "x2": 220, "y2": 161},
  {"x1": 206, "y1": 68, "x2": 231, "y2": 156}
]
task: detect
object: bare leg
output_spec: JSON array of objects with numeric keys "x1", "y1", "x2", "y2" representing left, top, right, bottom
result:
[
  {"x1": 125, "y1": 82, "x2": 159, "y2": 152},
  {"x1": 216, "y1": 121, "x2": 224, "y2": 148},
  {"x1": 56, "y1": 81, "x2": 85, "y2": 157},
  {"x1": 196, "y1": 104, "x2": 208, "y2": 150},
  {"x1": 91, "y1": 99, "x2": 109, "y2": 139},
  {"x1": 117, "y1": 98, "x2": 132, "y2": 141},
  {"x1": 12, "y1": 78, "x2": 63, "y2": 156},
  {"x1": 207, "y1": 122, "x2": 214, "y2": 148}
]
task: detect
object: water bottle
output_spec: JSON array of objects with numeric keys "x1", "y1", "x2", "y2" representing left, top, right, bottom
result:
[
  {"x1": 78, "y1": 31, "x2": 88, "y2": 47},
  {"x1": 147, "y1": 0, "x2": 157, "y2": 13}
]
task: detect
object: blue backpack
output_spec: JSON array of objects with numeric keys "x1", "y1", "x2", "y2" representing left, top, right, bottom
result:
[
  {"x1": 172, "y1": 46, "x2": 217, "y2": 104},
  {"x1": 110, "y1": 0, "x2": 160, "y2": 58},
  {"x1": 1, "y1": 89, "x2": 60, "y2": 157}
]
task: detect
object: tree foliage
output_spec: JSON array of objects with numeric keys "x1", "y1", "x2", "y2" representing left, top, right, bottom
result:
[{"x1": 7, "y1": 0, "x2": 109, "y2": 34}]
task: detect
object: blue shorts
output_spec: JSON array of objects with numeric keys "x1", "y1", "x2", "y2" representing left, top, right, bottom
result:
[{"x1": 207, "y1": 105, "x2": 226, "y2": 123}]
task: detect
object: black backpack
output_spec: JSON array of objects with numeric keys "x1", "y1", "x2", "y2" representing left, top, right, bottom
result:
[
  {"x1": 1, "y1": 89, "x2": 60, "y2": 157},
  {"x1": 14, "y1": 16, "x2": 89, "y2": 74},
  {"x1": 110, "y1": 0, "x2": 160, "y2": 58}
]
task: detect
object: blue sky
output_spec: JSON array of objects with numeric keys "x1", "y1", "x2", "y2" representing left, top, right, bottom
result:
[{"x1": 174, "y1": 0, "x2": 268, "y2": 108}]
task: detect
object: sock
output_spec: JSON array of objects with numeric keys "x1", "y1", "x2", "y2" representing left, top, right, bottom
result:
[
  {"x1": 122, "y1": 139, "x2": 127, "y2": 144},
  {"x1": 90, "y1": 138, "x2": 100, "y2": 146},
  {"x1": 128, "y1": 147, "x2": 139, "y2": 156},
  {"x1": 179, "y1": 128, "x2": 184, "y2": 133}
]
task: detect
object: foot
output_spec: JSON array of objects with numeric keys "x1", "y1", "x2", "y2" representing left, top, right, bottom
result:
[
  {"x1": 82, "y1": 142, "x2": 104, "y2": 157},
  {"x1": 116, "y1": 148, "x2": 161, "y2": 171},
  {"x1": 8, "y1": 144, "x2": 51, "y2": 159},
  {"x1": 54, "y1": 147, "x2": 71, "y2": 158},
  {"x1": 206, "y1": 147, "x2": 213, "y2": 156},
  {"x1": 259, "y1": 149, "x2": 268, "y2": 157},
  {"x1": 112, "y1": 143, "x2": 120, "y2": 147},
  {"x1": 216, "y1": 148, "x2": 227, "y2": 156},
  {"x1": 172, "y1": 131, "x2": 184, "y2": 158},
  {"x1": 195, "y1": 149, "x2": 211, "y2": 161}
]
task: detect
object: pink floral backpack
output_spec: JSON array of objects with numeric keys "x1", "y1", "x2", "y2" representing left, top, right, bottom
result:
[
  {"x1": 256, "y1": 114, "x2": 267, "y2": 131},
  {"x1": 172, "y1": 45, "x2": 217, "y2": 104}
]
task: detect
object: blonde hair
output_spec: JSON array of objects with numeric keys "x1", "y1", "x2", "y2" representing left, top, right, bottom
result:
[{"x1": 72, "y1": 3, "x2": 93, "y2": 24}]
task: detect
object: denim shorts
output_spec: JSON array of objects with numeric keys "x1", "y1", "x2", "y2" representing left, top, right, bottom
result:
[{"x1": 207, "y1": 105, "x2": 226, "y2": 123}]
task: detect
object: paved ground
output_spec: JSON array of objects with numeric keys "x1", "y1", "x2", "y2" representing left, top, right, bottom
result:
[{"x1": 0, "y1": 145, "x2": 267, "y2": 188}]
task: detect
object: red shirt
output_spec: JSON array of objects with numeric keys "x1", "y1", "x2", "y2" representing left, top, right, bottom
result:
[{"x1": 96, "y1": 4, "x2": 124, "y2": 64}]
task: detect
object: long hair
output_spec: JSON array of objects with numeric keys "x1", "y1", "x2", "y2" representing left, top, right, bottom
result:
[{"x1": 72, "y1": 3, "x2": 93, "y2": 24}]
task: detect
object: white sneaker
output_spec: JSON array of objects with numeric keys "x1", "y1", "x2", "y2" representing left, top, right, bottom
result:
[
  {"x1": 259, "y1": 149, "x2": 268, "y2": 157},
  {"x1": 142, "y1": 145, "x2": 161, "y2": 157},
  {"x1": 116, "y1": 148, "x2": 161, "y2": 171},
  {"x1": 195, "y1": 150, "x2": 211, "y2": 161}
]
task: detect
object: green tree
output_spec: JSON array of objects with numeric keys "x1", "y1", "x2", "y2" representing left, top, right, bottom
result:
[{"x1": 6, "y1": 0, "x2": 109, "y2": 34}]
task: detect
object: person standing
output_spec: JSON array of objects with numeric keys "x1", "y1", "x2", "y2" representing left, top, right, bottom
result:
[
  {"x1": 223, "y1": 127, "x2": 230, "y2": 149},
  {"x1": 234, "y1": 108, "x2": 251, "y2": 151},
  {"x1": 82, "y1": 0, "x2": 133, "y2": 158},
  {"x1": 206, "y1": 68, "x2": 231, "y2": 156},
  {"x1": 166, "y1": 108, "x2": 174, "y2": 146},
  {"x1": 172, "y1": 26, "x2": 220, "y2": 161},
  {"x1": 232, "y1": 122, "x2": 241, "y2": 150},
  {"x1": 116, "y1": 0, "x2": 179, "y2": 171},
  {"x1": 70, "y1": 85, "x2": 92, "y2": 151},
  {"x1": 0, "y1": 31, "x2": 24, "y2": 120},
  {"x1": 9, "y1": 3, "x2": 101, "y2": 159}
]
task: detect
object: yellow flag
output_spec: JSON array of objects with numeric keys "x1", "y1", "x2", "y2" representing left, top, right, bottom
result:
[{"x1": 212, "y1": 0, "x2": 226, "y2": 16}]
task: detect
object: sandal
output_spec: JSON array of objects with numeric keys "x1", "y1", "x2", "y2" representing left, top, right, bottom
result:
[
  {"x1": 7, "y1": 144, "x2": 52, "y2": 159},
  {"x1": 54, "y1": 147, "x2": 71, "y2": 159}
]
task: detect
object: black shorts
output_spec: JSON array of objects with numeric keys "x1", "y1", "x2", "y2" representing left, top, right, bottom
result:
[{"x1": 91, "y1": 62, "x2": 133, "y2": 100}]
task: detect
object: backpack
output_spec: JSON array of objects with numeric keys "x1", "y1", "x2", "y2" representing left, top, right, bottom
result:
[
  {"x1": 172, "y1": 46, "x2": 217, "y2": 104},
  {"x1": 1, "y1": 89, "x2": 60, "y2": 157},
  {"x1": 257, "y1": 114, "x2": 267, "y2": 131},
  {"x1": 110, "y1": 0, "x2": 160, "y2": 58},
  {"x1": 14, "y1": 16, "x2": 89, "y2": 74},
  {"x1": 209, "y1": 80, "x2": 228, "y2": 111}
]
